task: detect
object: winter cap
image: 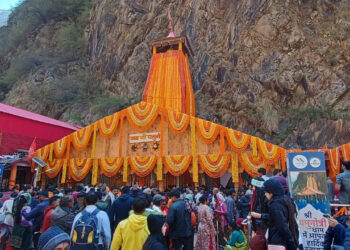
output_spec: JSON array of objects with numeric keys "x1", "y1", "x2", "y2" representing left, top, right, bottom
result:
[
  {"x1": 38, "y1": 226, "x2": 70, "y2": 250},
  {"x1": 121, "y1": 186, "x2": 130, "y2": 194},
  {"x1": 143, "y1": 188, "x2": 152, "y2": 195},
  {"x1": 262, "y1": 178, "x2": 284, "y2": 195},
  {"x1": 245, "y1": 189, "x2": 253, "y2": 196},
  {"x1": 38, "y1": 190, "x2": 48, "y2": 197},
  {"x1": 185, "y1": 194, "x2": 193, "y2": 201},
  {"x1": 153, "y1": 194, "x2": 165, "y2": 204}
]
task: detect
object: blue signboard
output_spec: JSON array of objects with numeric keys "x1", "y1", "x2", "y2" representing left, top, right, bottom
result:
[{"x1": 288, "y1": 151, "x2": 330, "y2": 250}]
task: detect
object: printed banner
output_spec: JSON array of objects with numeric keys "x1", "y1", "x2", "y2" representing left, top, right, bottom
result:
[
  {"x1": 288, "y1": 152, "x2": 330, "y2": 250},
  {"x1": 129, "y1": 132, "x2": 160, "y2": 144}
]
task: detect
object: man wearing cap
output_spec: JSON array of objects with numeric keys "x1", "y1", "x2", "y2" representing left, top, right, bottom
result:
[
  {"x1": 166, "y1": 189, "x2": 193, "y2": 250},
  {"x1": 152, "y1": 194, "x2": 165, "y2": 214},
  {"x1": 22, "y1": 190, "x2": 50, "y2": 249},
  {"x1": 109, "y1": 186, "x2": 134, "y2": 230},
  {"x1": 38, "y1": 226, "x2": 70, "y2": 250}
]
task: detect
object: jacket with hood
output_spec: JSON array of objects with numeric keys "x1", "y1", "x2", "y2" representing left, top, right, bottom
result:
[
  {"x1": 263, "y1": 179, "x2": 297, "y2": 250},
  {"x1": 323, "y1": 216, "x2": 348, "y2": 250},
  {"x1": 41, "y1": 205, "x2": 55, "y2": 233},
  {"x1": 142, "y1": 214, "x2": 167, "y2": 250},
  {"x1": 51, "y1": 206, "x2": 75, "y2": 234},
  {"x1": 166, "y1": 199, "x2": 192, "y2": 239},
  {"x1": 109, "y1": 194, "x2": 134, "y2": 230},
  {"x1": 111, "y1": 213, "x2": 150, "y2": 250}
]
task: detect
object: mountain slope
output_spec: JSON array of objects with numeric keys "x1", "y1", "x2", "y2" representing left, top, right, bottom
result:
[{"x1": 1, "y1": 0, "x2": 350, "y2": 149}]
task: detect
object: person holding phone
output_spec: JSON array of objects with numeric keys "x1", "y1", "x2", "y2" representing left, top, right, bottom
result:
[{"x1": 324, "y1": 208, "x2": 350, "y2": 250}]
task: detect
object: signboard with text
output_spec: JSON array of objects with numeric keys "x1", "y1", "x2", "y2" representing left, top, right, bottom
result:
[{"x1": 288, "y1": 152, "x2": 330, "y2": 250}]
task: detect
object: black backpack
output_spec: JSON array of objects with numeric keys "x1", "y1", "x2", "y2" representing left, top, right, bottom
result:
[{"x1": 71, "y1": 208, "x2": 101, "y2": 250}]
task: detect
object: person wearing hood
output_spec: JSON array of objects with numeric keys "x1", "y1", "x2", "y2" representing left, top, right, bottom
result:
[
  {"x1": 41, "y1": 196, "x2": 60, "y2": 233},
  {"x1": 111, "y1": 197, "x2": 150, "y2": 250},
  {"x1": 256, "y1": 179, "x2": 297, "y2": 250},
  {"x1": 166, "y1": 189, "x2": 193, "y2": 250},
  {"x1": 109, "y1": 186, "x2": 134, "y2": 230},
  {"x1": 142, "y1": 214, "x2": 167, "y2": 250},
  {"x1": 51, "y1": 195, "x2": 75, "y2": 234}
]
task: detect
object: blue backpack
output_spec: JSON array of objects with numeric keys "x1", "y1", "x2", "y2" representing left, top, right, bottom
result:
[{"x1": 71, "y1": 208, "x2": 101, "y2": 250}]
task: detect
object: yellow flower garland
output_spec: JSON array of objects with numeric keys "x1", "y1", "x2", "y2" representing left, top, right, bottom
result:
[
  {"x1": 167, "y1": 110, "x2": 190, "y2": 134},
  {"x1": 239, "y1": 152, "x2": 267, "y2": 178},
  {"x1": 196, "y1": 118, "x2": 220, "y2": 144},
  {"x1": 53, "y1": 136, "x2": 69, "y2": 158},
  {"x1": 97, "y1": 113, "x2": 120, "y2": 138},
  {"x1": 328, "y1": 148, "x2": 340, "y2": 180},
  {"x1": 190, "y1": 117, "x2": 198, "y2": 182},
  {"x1": 68, "y1": 158, "x2": 93, "y2": 182},
  {"x1": 225, "y1": 128, "x2": 251, "y2": 152},
  {"x1": 36, "y1": 144, "x2": 50, "y2": 161},
  {"x1": 123, "y1": 157, "x2": 128, "y2": 182},
  {"x1": 231, "y1": 153, "x2": 239, "y2": 183},
  {"x1": 92, "y1": 159, "x2": 98, "y2": 185},
  {"x1": 198, "y1": 154, "x2": 230, "y2": 178},
  {"x1": 61, "y1": 159, "x2": 67, "y2": 184},
  {"x1": 99, "y1": 157, "x2": 123, "y2": 177},
  {"x1": 129, "y1": 156, "x2": 157, "y2": 177},
  {"x1": 126, "y1": 102, "x2": 159, "y2": 132},
  {"x1": 164, "y1": 155, "x2": 192, "y2": 176},
  {"x1": 45, "y1": 159, "x2": 64, "y2": 178},
  {"x1": 340, "y1": 143, "x2": 350, "y2": 161},
  {"x1": 71, "y1": 125, "x2": 94, "y2": 151},
  {"x1": 257, "y1": 138, "x2": 281, "y2": 164}
]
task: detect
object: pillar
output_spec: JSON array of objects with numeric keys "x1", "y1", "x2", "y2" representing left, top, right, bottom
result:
[{"x1": 9, "y1": 165, "x2": 17, "y2": 190}]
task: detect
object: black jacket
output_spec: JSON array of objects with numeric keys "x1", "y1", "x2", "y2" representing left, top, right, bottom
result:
[
  {"x1": 166, "y1": 199, "x2": 192, "y2": 239},
  {"x1": 108, "y1": 194, "x2": 134, "y2": 230},
  {"x1": 143, "y1": 214, "x2": 167, "y2": 250},
  {"x1": 324, "y1": 216, "x2": 348, "y2": 250},
  {"x1": 51, "y1": 206, "x2": 75, "y2": 234},
  {"x1": 267, "y1": 195, "x2": 297, "y2": 250}
]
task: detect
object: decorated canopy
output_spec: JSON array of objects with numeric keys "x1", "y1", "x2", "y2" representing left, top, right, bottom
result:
[{"x1": 35, "y1": 36, "x2": 349, "y2": 188}]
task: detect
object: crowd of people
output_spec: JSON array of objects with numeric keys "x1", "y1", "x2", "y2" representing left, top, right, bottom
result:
[{"x1": 0, "y1": 165, "x2": 348, "y2": 249}]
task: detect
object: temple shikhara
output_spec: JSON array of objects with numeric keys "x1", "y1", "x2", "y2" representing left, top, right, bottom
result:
[{"x1": 34, "y1": 34, "x2": 349, "y2": 190}]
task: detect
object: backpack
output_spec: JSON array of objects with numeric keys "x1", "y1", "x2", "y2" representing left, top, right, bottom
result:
[{"x1": 71, "y1": 208, "x2": 101, "y2": 250}]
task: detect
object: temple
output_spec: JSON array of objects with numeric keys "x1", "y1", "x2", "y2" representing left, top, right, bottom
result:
[{"x1": 34, "y1": 34, "x2": 348, "y2": 190}]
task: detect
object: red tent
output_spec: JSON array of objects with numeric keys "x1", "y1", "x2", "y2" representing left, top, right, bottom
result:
[{"x1": 0, "y1": 103, "x2": 78, "y2": 155}]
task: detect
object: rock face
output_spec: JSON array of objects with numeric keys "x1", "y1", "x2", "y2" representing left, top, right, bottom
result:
[{"x1": 4, "y1": 0, "x2": 350, "y2": 149}]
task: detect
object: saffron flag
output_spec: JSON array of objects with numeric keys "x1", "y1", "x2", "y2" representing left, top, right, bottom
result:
[{"x1": 28, "y1": 138, "x2": 36, "y2": 161}]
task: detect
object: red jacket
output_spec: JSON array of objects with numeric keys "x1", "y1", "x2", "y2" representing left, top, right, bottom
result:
[{"x1": 41, "y1": 205, "x2": 56, "y2": 233}]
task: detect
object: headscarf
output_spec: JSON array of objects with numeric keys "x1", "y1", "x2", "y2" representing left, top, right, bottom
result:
[{"x1": 216, "y1": 193, "x2": 225, "y2": 204}]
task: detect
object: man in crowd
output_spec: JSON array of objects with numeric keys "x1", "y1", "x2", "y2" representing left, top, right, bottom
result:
[
  {"x1": 166, "y1": 189, "x2": 193, "y2": 250},
  {"x1": 109, "y1": 186, "x2": 134, "y2": 230},
  {"x1": 225, "y1": 188, "x2": 236, "y2": 224},
  {"x1": 238, "y1": 189, "x2": 252, "y2": 219},
  {"x1": 71, "y1": 191, "x2": 111, "y2": 249},
  {"x1": 51, "y1": 195, "x2": 76, "y2": 234},
  {"x1": 22, "y1": 190, "x2": 50, "y2": 248},
  {"x1": 273, "y1": 169, "x2": 282, "y2": 177},
  {"x1": 41, "y1": 196, "x2": 60, "y2": 233},
  {"x1": 335, "y1": 161, "x2": 350, "y2": 204},
  {"x1": 258, "y1": 168, "x2": 269, "y2": 181},
  {"x1": 110, "y1": 197, "x2": 149, "y2": 249}
]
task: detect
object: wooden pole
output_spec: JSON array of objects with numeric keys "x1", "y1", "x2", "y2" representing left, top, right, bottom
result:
[{"x1": 9, "y1": 165, "x2": 17, "y2": 190}]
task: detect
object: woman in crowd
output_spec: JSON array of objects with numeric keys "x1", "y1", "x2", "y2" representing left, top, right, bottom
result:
[
  {"x1": 224, "y1": 220, "x2": 248, "y2": 250},
  {"x1": 196, "y1": 195, "x2": 217, "y2": 250},
  {"x1": 214, "y1": 192, "x2": 228, "y2": 246}
]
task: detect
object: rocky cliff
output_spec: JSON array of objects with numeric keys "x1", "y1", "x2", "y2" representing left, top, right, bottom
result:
[{"x1": 2, "y1": 0, "x2": 350, "y2": 149}]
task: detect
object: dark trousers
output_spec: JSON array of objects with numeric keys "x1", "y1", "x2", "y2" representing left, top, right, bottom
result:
[
  {"x1": 173, "y1": 235, "x2": 194, "y2": 250},
  {"x1": 33, "y1": 231, "x2": 41, "y2": 249}
]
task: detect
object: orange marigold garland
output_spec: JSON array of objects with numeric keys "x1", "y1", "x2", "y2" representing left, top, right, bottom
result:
[
  {"x1": 126, "y1": 102, "x2": 159, "y2": 132},
  {"x1": 280, "y1": 148, "x2": 287, "y2": 172},
  {"x1": 198, "y1": 154, "x2": 230, "y2": 178},
  {"x1": 53, "y1": 136, "x2": 69, "y2": 158},
  {"x1": 239, "y1": 152, "x2": 267, "y2": 178},
  {"x1": 61, "y1": 159, "x2": 67, "y2": 184},
  {"x1": 220, "y1": 128, "x2": 226, "y2": 154},
  {"x1": 36, "y1": 144, "x2": 50, "y2": 161},
  {"x1": 99, "y1": 157, "x2": 123, "y2": 177},
  {"x1": 190, "y1": 117, "x2": 198, "y2": 182},
  {"x1": 225, "y1": 128, "x2": 251, "y2": 153},
  {"x1": 68, "y1": 158, "x2": 93, "y2": 182},
  {"x1": 123, "y1": 157, "x2": 128, "y2": 182},
  {"x1": 45, "y1": 159, "x2": 64, "y2": 178},
  {"x1": 167, "y1": 110, "x2": 190, "y2": 134},
  {"x1": 328, "y1": 147, "x2": 341, "y2": 180},
  {"x1": 119, "y1": 111, "x2": 125, "y2": 157},
  {"x1": 71, "y1": 125, "x2": 94, "y2": 151},
  {"x1": 157, "y1": 157, "x2": 163, "y2": 181},
  {"x1": 129, "y1": 156, "x2": 157, "y2": 177},
  {"x1": 251, "y1": 136, "x2": 258, "y2": 158},
  {"x1": 98, "y1": 113, "x2": 120, "y2": 138},
  {"x1": 92, "y1": 159, "x2": 98, "y2": 185},
  {"x1": 257, "y1": 138, "x2": 281, "y2": 165},
  {"x1": 340, "y1": 143, "x2": 350, "y2": 161},
  {"x1": 231, "y1": 153, "x2": 239, "y2": 183},
  {"x1": 164, "y1": 155, "x2": 192, "y2": 176},
  {"x1": 195, "y1": 118, "x2": 220, "y2": 144}
]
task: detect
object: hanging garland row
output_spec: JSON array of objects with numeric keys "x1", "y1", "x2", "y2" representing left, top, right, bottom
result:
[{"x1": 36, "y1": 102, "x2": 350, "y2": 181}]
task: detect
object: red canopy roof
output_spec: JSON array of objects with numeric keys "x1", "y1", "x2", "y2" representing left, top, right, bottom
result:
[{"x1": 0, "y1": 103, "x2": 78, "y2": 155}]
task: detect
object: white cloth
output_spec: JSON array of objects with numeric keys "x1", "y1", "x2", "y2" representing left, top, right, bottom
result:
[
  {"x1": 71, "y1": 205, "x2": 111, "y2": 248},
  {"x1": 152, "y1": 205, "x2": 162, "y2": 213},
  {"x1": 262, "y1": 175, "x2": 269, "y2": 181},
  {"x1": 0, "y1": 198, "x2": 14, "y2": 227}
]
